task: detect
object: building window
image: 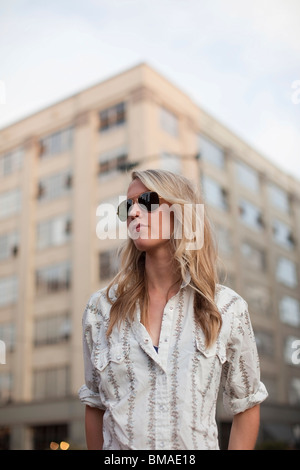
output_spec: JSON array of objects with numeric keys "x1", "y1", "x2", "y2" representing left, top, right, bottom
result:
[
  {"x1": 160, "y1": 152, "x2": 181, "y2": 174},
  {"x1": 0, "y1": 276, "x2": 18, "y2": 307},
  {"x1": 284, "y1": 336, "x2": 300, "y2": 366},
  {"x1": 39, "y1": 126, "x2": 73, "y2": 158},
  {"x1": 244, "y1": 284, "x2": 271, "y2": 317},
  {"x1": 33, "y1": 367, "x2": 69, "y2": 400},
  {"x1": 36, "y1": 261, "x2": 71, "y2": 296},
  {"x1": 37, "y1": 214, "x2": 72, "y2": 250},
  {"x1": 99, "y1": 102, "x2": 126, "y2": 132},
  {"x1": 255, "y1": 330, "x2": 275, "y2": 357},
  {"x1": 289, "y1": 378, "x2": 300, "y2": 405},
  {"x1": 262, "y1": 376, "x2": 278, "y2": 403},
  {"x1": 98, "y1": 147, "x2": 128, "y2": 177},
  {"x1": 0, "y1": 147, "x2": 23, "y2": 177},
  {"x1": 0, "y1": 373, "x2": 12, "y2": 404},
  {"x1": 0, "y1": 427, "x2": 10, "y2": 450},
  {"x1": 0, "y1": 188, "x2": 21, "y2": 220},
  {"x1": 0, "y1": 231, "x2": 19, "y2": 260},
  {"x1": 0, "y1": 324, "x2": 15, "y2": 352},
  {"x1": 37, "y1": 170, "x2": 72, "y2": 203},
  {"x1": 272, "y1": 219, "x2": 295, "y2": 250},
  {"x1": 202, "y1": 175, "x2": 228, "y2": 211},
  {"x1": 279, "y1": 296, "x2": 300, "y2": 327},
  {"x1": 34, "y1": 314, "x2": 71, "y2": 346},
  {"x1": 276, "y1": 257, "x2": 298, "y2": 288},
  {"x1": 268, "y1": 183, "x2": 290, "y2": 213},
  {"x1": 99, "y1": 249, "x2": 119, "y2": 281},
  {"x1": 160, "y1": 106, "x2": 178, "y2": 137},
  {"x1": 32, "y1": 424, "x2": 68, "y2": 451},
  {"x1": 198, "y1": 135, "x2": 224, "y2": 169},
  {"x1": 215, "y1": 224, "x2": 233, "y2": 256},
  {"x1": 235, "y1": 161, "x2": 259, "y2": 192},
  {"x1": 241, "y1": 241, "x2": 266, "y2": 271},
  {"x1": 239, "y1": 199, "x2": 264, "y2": 231},
  {"x1": 217, "y1": 269, "x2": 235, "y2": 289}
]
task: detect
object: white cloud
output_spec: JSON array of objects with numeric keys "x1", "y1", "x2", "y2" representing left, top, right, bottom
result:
[
  {"x1": 0, "y1": 0, "x2": 299, "y2": 180},
  {"x1": 255, "y1": 117, "x2": 300, "y2": 178}
]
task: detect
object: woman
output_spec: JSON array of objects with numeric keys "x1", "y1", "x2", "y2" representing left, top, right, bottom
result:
[{"x1": 79, "y1": 169, "x2": 268, "y2": 450}]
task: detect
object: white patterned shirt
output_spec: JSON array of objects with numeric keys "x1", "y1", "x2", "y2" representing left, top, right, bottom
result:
[{"x1": 78, "y1": 276, "x2": 268, "y2": 450}]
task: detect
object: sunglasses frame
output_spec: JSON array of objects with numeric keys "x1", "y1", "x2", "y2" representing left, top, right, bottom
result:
[{"x1": 117, "y1": 191, "x2": 162, "y2": 221}]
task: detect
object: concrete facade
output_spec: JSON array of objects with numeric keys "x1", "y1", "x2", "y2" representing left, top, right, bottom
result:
[{"x1": 0, "y1": 63, "x2": 299, "y2": 449}]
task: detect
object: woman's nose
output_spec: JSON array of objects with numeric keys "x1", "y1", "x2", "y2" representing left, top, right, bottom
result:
[{"x1": 128, "y1": 201, "x2": 140, "y2": 219}]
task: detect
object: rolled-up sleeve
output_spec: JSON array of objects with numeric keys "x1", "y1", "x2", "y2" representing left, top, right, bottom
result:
[
  {"x1": 221, "y1": 299, "x2": 268, "y2": 415},
  {"x1": 78, "y1": 299, "x2": 105, "y2": 410}
]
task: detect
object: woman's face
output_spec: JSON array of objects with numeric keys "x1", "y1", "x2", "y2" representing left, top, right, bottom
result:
[{"x1": 126, "y1": 179, "x2": 174, "y2": 252}]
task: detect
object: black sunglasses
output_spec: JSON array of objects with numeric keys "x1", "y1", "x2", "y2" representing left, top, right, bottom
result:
[{"x1": 117, "y1": 191, "x2": 162, "y2": 222}]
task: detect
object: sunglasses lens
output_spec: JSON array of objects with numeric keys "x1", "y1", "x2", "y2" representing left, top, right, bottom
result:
[
  {"x1": 117, "y1": 199, "x2": 132, "y2": 221},
  {"x1": 117, "y1": 192, "x2": 160, "y2": 220},
  {"x1": 138, "y1": 192, "x2": 160, "y2": 212}
]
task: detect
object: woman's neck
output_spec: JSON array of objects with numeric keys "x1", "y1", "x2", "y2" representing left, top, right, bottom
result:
[{"x1": 144, "y1": 246, "x2": 181, "y2": 294}]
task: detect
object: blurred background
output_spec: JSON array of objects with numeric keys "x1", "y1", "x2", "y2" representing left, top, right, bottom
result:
[{"x1": 0, "y1": 0, "x2": 299, "y2": 450}]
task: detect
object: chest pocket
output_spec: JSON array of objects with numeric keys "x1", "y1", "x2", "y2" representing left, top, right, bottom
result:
[
  {"x1": 92, "y1": 344, "x2": 129, "y2": 371},
  {"x1": 91, "y1": 343, "x2": 131, "y2": 404},
  {"x1": 194, "y1": 338, "x2": 227, "y2": 395},
  {"x1": 195, "y1": 337, "x2": 227, "y2": 364}
]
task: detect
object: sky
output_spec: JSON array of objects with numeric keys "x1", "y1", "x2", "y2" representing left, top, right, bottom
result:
[{"x1": 0, "y1": 0, "x2": 299, "y2": 179}]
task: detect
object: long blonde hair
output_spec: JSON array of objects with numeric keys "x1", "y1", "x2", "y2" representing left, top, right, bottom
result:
[{"x1": 106, "y1": 169, "x2": 222, "y2": 347}]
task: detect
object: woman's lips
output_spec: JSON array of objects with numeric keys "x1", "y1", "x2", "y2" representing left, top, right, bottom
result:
[
  {"x1": 135, "y1": 223, "x2": 147, "y2": 232},
  {"x1": 128, "y1": 222, "x2": 148, "y2": 236}
]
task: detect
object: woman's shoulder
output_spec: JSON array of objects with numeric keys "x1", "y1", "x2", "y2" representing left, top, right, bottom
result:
[
  {"x1": 83, "y1": 284, "x2": 118, "y2": 321},
  {"x1": 215, "y1": 283, "x2": 248, "y2": 316}
]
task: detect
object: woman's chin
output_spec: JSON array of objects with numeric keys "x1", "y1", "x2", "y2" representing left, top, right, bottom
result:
[{"x1": 132, "y1": 237, "x2": 170, "y2": 252}]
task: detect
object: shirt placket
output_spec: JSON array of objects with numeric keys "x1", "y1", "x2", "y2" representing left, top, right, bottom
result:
[
  {"x1": 154, "y1": 292, "x2": 180, "y2": 450},
  {"x1": 131, "y1": 287, "x2": 185, "y2": 450}
]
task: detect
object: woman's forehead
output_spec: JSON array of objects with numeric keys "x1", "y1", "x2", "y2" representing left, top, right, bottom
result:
[{"x1": 127, "y1": 179, "x2": 148, "y2": 198}]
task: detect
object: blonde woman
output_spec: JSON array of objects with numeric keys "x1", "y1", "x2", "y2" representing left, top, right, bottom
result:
[{"x1": 79, "y1": 169, "x2": 268, "y2": 450}]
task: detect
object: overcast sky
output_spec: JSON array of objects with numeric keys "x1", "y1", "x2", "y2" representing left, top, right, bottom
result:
[{"x1": 0, "y1": 0, "x2": 299, "y2": 179}]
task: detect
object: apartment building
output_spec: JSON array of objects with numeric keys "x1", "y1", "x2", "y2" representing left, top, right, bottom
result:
[{"x1": 0, "y1": 63, "x2": 299, "y2": 449}]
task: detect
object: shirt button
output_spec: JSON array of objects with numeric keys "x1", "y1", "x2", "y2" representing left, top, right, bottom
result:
[
  {"x1": 169, "y1": 306, "x2": 174, "y2": 310},
  {"x1": 144, "y1": 338, "x2": 149, "y2": 343},
  {"x1": 116, "y1": 355, "x2": 122, "y2": 361}
]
